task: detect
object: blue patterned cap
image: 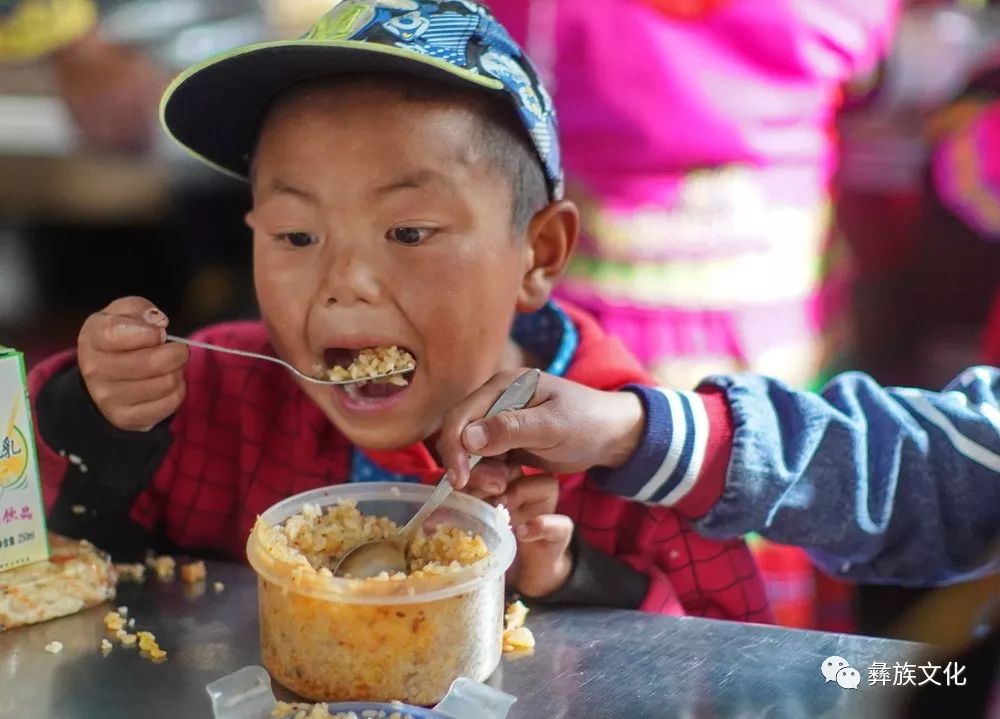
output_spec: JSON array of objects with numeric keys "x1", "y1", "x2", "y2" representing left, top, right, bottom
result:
[{"x1": 160, "y1": 0, "x2": 563, "y2": 200}]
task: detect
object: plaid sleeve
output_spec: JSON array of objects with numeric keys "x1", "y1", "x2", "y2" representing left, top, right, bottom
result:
[
  {"x1": 29, "y1": 351, "x2": 173, "y2": 559},
  {"x1": 27, "y1": 349, "x2": 76, "y2": 514},
  {"x1": 558, "y1": 476, "x2": 771, "y2": 622},
  {"x1": 30, "y1": 321, "x2": 355, "y2": 561},
  {"x1": 0, "y1": 0, "x2": 97, "y2": 60}
]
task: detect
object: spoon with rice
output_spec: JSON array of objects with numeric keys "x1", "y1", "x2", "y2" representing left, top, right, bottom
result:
[{"x1": 165, "y1": 335, "x2": 416, "y2": 386}]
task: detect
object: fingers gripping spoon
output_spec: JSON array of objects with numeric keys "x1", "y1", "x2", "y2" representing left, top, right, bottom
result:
[{"x1": 333, "y1": 369, "x2": 541, "y2": 579}]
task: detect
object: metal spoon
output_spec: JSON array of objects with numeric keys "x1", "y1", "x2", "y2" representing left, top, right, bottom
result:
[
  {"x1": 165, "y1": 334, "x2": 414, "y2": 386},
  {"x1": 333, "y1": 368, "x2": 541, "y2": 579}
]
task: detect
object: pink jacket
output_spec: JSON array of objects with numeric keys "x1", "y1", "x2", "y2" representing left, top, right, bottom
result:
[{"x1": 489, "y1": 0, "x2": 899, "y2": 209}]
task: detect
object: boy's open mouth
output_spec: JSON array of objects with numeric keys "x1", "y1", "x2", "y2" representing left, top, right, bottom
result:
[{"x1": 320, "y1": 345, "x2": 417, "y2": 401}]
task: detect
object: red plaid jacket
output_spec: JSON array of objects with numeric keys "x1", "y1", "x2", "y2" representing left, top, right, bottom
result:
[{"x1": 29, "y1": 304, "x2": 770, "y2": 622}]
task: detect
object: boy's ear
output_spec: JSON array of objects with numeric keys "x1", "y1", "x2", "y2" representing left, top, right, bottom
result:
[{"x1": 516, "y1": 200, "x2": 579, "y2": 313}]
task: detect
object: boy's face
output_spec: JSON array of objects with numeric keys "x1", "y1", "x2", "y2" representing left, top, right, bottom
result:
[{"x1": 247, "y1": 83, "x2": 543, "y2": 450}]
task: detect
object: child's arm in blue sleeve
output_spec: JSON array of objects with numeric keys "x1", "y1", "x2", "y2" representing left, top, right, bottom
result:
[{"x1": 597, "y1": 367, "x2": 1000, "y2": 586}]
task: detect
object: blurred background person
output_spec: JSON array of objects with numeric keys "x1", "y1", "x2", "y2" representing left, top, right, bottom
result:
[
  {"x1": 844, "y1": 46, "x2": 1000, "y2": 644},
  {"x1": 0, "y1": 0, "x2": 310, "y2": 359},
  {"x1": 0, "y1": 0, "x2": 333, "y2": 348},
  {"x1": 838, "y1": 0, "x2": 1000, "y2": 390},
  {"x1": 0, "y1": 0, "x2": 168, "y2": 151},
  {"x1": 488, "y1": 0, "x2": 898, "y2": 391},
  {"x1": 0, "y1": 0, "x2": 170, "y2": 355},
  {"x1": 488, "y1": 0, "x2": 899, "y2": 632}
]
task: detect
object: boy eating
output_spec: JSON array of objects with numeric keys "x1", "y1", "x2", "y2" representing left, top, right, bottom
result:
[{"x1": 29, "y1": 0, "x2": 769, "y2": 621}]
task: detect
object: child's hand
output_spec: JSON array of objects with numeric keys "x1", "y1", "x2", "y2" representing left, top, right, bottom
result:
[
  {"x1": 77, "y1": 297, "x2": 188, "y2": 432},
  {"x1": 437, "y1": 369, "x2": 645, "y2": 489},
  {"x1": 470, "y1": 473, "x2": 573, "y2": 598}
]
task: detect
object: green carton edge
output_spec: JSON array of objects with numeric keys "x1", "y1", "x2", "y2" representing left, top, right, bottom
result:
[{"x1": 0, "y1": 347, "x2": 52, "y2": 568}]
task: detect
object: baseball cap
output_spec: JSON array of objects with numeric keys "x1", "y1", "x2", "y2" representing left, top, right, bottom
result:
[{"x1": 160, "y1": 0, "x2": 563, "y2": 200}]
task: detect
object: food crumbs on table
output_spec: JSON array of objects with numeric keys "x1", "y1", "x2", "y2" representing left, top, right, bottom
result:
[
  {"x1": 114, "y1": 563, "x2": 147, "y2": 583},
  {"x1": 136, "y1": 631, "x2": 166, "y2": 661},
  {"x1": 146, "y1": 554, "x2": 176, "y2": 581},
  {"x1": 44, "y1": 641, "x2": 63, "y2": 654},
  {"x1": 101, "y1": 608, "x2": 154, "y2": 657},
  {"x1": 180, "y1": 560, "x2": 206, "y2": 584},
  {"x1": 103, "y1": 610, "x2": 125, "y2": 632},
  {"x1": 502, "y1": 600, "x2": 535, "y2": 654},
  {"x1": 213, "y1": 581, "x2": 225, "y2": 593},
  {"x1": 100, "y1": 638, "x2": 112, "y2": 653},
  {"x1": 70, "y1": 504, "x2": 87, "y2": 515}
]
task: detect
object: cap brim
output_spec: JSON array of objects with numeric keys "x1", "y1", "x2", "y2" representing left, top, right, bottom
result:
[{"x1": 160, "y1": 40, "x2": 504, "y2": 181}]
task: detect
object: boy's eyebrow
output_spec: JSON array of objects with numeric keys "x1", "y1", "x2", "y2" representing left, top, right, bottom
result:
[
  {"x1": 263, "y1": 180, "x2": 320, "y2": 205},
  {"x1": 373, "y1": 168, "x2": 455, "y2": 196}
]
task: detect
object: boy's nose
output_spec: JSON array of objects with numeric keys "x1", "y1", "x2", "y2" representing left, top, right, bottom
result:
[{"x1": 320, "y1": 253, "x2": 382, "y2": 307}]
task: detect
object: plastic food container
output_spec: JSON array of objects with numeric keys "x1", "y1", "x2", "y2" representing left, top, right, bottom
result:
[{"x1": 246, "y1": 483, "x2": 516, "y2": 705}]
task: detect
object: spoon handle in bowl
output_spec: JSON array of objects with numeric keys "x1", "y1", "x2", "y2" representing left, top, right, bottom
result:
[
  {"x1": 396, "y1": 369, "x2": 539, "y2": 542},
  {"x1": 396, "y1": 457, "x2": 484, "y2": 542}
]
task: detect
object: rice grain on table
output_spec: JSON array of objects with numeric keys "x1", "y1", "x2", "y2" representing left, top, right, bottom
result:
[
  {"x1": 502, "y1": 600, "x2": 535, "y2": 653},
  {"x1": 103, "y1": 610, "x2": 125, "y2": 632},
  {"x1": 145, "y1": 555, "x2": 176, "y2": 581},
  {"x1": 114, "y1": 563, "x2": 146, "y2": 583},
  {"x1": 180, "y1": 560, "x2": 206, "y2": 584}
]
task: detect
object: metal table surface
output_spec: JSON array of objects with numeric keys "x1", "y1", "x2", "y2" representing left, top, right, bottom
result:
[{"x1": 1, "y1": 560, "x2": 925, "y2": 719}]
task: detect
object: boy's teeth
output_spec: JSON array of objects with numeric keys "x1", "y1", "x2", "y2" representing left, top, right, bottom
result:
[{"x1": 343, "y1": 380, "x2": 367, "y2": 398}]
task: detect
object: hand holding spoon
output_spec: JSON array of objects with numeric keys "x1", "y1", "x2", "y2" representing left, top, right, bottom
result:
[{"x1": 333, "y1": 368, "x2": 541, "y2": 579}]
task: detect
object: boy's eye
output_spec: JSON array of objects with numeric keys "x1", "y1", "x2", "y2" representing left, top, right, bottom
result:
[
  {"x1": 387, "y1": 227, "x2": 431, "y2": 246},
  {"x1": 278, "y1": 232, "x2": 318, "y2": 248}
]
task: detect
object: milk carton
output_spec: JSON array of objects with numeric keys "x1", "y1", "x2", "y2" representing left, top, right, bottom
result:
[{"x1": 0, "y1": 347, "x2": 48, "y2": 572}]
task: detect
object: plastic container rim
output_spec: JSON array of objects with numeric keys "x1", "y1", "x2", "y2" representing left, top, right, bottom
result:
[{"x1": 246, "y1": 482, "x2": 516, "y2": 605}]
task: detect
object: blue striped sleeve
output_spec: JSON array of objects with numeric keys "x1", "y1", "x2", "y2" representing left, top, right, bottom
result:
[{"x1": 596, "y1": 385, "x2": 709, "y2": 507}]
